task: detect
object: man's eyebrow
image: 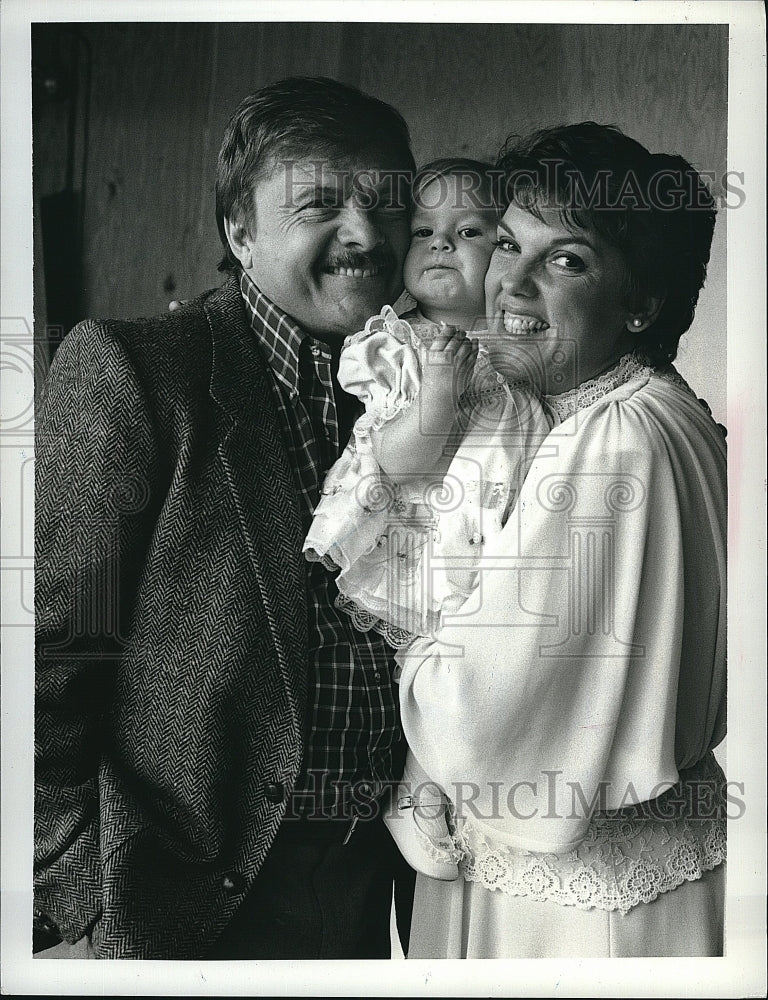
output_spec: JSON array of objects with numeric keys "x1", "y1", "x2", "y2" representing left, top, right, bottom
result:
[
  {"x1": 287, "y1": 183, "x2": 345, "y2": 206},
  {"x1": 497, "y1": 218, "x2": 597, "y2": 251},
  {"x1": 293, "y1": 182, "x2": 344, "y2": 195}
]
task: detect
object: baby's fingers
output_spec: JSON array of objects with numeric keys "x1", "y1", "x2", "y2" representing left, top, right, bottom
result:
[
  {"x1": 452, "y1": 335, "x2": 477, "y2": 363},
  {"x1": 428, "y1": 322, "x2": 466, "y2": 348},
  {"x1": 436, "y1": 321, "x2": 460, "y2": 339},
  {"x1": 427, "y1": 334, "x2": 452, "y2": 353},
  {"x1": 433, "y1": 327, "x2": 470, "y2": 354}
]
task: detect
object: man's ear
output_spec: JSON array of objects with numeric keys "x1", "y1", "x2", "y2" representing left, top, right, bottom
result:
[
  {"x1": 224, "y1": 217, "x2": 254, "y2": 270},
  {"x1": 625, "y1": 294, "x2": 665, "y2": 334}
]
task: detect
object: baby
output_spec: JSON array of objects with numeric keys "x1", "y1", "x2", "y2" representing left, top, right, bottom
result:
[{"x1": 304, "y1": 159, "x2": 554, "y2": 878}]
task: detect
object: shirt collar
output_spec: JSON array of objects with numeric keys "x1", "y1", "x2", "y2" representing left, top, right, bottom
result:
[{"x1": 239, "y1": 269, "x2": 314, "y2": 399}]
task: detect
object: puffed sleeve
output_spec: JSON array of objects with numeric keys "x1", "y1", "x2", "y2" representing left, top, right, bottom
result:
[
  {"x1": 337, "y1": 305, "x2": 422, "y2": 426},
  {"x1": 303, "y1": 306, "x2": 423, "y2": 573},
  {"x1": 396, "y1": 376, "x2": 727, "y2": 854}
]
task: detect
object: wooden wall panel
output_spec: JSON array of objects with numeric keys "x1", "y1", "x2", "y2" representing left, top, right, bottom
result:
[
  {"x1": 75, "y1": 23, "x2": 217, "y2": 320},
  {"x1": 359, "y1": 23, "x2": 567, "y2": 164},
  {"x1": 32, "y1": 21, "x2": 728, "y2": 419},
  {"x1": 551, "y1": 23, "x2": 729, "y2": 420},
  {"x1": 555, "y1": 24, "x2": 727, "y2": 179}
]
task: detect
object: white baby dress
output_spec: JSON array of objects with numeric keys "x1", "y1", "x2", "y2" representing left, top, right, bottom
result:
[{"x1": 303, "y1": 305, "x2": 554, "y2": 645}]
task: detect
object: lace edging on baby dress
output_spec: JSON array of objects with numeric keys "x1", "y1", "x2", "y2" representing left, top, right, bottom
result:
[{"x1": 335, "y1": 591, "x2": 428, "y2": 649}]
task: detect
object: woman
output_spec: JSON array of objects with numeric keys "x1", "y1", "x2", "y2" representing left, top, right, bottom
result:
[{"x1": 395, "y1": 123, "x2": 726, "y2": 958}]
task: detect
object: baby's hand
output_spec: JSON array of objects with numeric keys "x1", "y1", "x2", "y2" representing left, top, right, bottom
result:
[{"x1": 420, "y1": 324, "x2": 478, "y2": 410}]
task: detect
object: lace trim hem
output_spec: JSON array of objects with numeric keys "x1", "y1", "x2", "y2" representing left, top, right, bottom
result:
[
  {"x1": 454, "y1": 754, "x2": 728, "y2": 913},
  {"x1": 453, "y1": 754, "x2": 727, "y2": 916},
  {"x1": 460, "y1": 836, "x2": 725, "y2": 914},
  {"x1": 335, "y1": 592, "x2": 423, "y2": 648}
]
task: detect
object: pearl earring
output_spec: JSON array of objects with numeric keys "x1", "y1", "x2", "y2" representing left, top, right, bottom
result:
[{"x1": 632, "y1": 318, "x2": 643, "y2": 329}]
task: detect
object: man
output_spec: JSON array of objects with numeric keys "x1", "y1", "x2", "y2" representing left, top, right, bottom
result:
[{"x1": 35, "y1": 76, "x2": 416, "y2": 960}]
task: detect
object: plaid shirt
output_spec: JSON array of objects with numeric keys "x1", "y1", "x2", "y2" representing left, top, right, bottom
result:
[{"x1": 239, "y1": 271, "x2": 403, "y2": 817}]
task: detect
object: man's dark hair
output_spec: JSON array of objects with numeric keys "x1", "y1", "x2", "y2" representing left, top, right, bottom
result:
[
  {"x1": 495, "y1": 122, "x2": 717, "y2": 366},
  {"x1": 215, "y1": 76, "x2": 416, "y2": 272}
]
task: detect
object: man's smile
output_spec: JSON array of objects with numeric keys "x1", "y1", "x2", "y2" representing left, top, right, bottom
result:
[{"x1": 326, "y1": 265, "x2": 385, "y2": 279}]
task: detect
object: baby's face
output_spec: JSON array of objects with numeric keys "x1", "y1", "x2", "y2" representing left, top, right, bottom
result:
[{"x1": 404, "y1": 174, "x2": 498, "y2": 330}]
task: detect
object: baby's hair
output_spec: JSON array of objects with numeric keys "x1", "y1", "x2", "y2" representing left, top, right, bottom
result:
[{"x1": 411, "y1": 157, "x2": 497, "y2": 213}]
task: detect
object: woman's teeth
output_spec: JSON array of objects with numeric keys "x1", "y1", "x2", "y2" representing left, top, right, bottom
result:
[
  {"x1": 329, "y1": 266, "x2": 381, "y2": 278},
  {"x1": 502, "y1": 313, "x2": 549, "y2": 334}
]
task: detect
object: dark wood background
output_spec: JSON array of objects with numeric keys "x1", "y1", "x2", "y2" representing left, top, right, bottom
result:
[{"x1": 32, "y1": 21, "x2": 728, "y2": 420}]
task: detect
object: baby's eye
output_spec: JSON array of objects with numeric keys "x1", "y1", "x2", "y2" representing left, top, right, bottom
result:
[
  {"x1": 459, "y1": 227, "x2": 482, "y2": 238},
  {"x1": 551, "y1": 252, "x2": 585, "y2": 271},
  {"x1": 411, "y1": 227, "x2": 433, "y2": 238}
]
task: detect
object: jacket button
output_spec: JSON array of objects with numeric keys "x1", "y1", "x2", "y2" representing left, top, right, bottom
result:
[
  {"x1": 222, "y1": 872, "x2": 244, "y2": 894},
  {"x1": 264, "y1": 781, "x2": 285, "y2": 803}
]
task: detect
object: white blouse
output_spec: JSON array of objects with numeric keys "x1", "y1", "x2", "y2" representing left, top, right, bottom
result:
[{"x1": 396, "y1": 358, "x2": 727, "y2": 911}]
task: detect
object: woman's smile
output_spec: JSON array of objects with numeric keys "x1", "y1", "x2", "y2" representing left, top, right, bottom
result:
[
  {"x1": 484, "y1": 203, "x2": 637, "y2": 390},
  {"x1": 500, "y1": 310, "x2": 550, "y2": 335}
]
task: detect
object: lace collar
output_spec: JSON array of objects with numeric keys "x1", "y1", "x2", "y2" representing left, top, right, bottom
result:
[{"x1": 544, "y1": 353, "x2": 653, "y2": 422}]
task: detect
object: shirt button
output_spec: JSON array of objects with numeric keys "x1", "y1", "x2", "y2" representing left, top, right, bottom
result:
[
  {"x1": 264, "y1": 781, "x2": 285, "y2": 803},
  {"x1": 373, "y1": 670, "x2": 382, "y2": 682}
]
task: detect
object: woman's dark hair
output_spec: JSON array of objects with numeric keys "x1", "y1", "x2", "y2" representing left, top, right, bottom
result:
[
  {"x1": 495, "y1": 122, "x2": 717, "y2": 366},
  {"x1": 411, "y1": 157, "x2": 496, "y2": 212},
  {"x1": 215, "y1": 76, "x2": 416, "y2": 272}
]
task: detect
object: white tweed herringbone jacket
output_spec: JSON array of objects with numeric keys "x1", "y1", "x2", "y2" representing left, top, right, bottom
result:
[{"x1": 35, "y1": 276, "x2": 311, "y2": 958}]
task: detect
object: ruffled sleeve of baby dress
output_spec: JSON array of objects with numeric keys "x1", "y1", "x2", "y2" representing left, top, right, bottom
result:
[
  {"x1": 334, "y1": 347, "x2": 557, "y2": 648},
  {"x1": 303, "y1": 305, "x2": 424, "y2": 575}
]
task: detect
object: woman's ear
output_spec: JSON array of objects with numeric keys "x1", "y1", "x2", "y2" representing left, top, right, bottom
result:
[
  {"x1": 625, "y1": 294, "x2": 665, "y2": 334},
  {"x1": 224, "y1": 216, "x2": 255, "y2": 271}
]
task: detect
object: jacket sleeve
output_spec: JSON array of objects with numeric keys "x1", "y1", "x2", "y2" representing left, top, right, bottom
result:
[{"x1": 35, "y1": 321, "x2": 161, "y2": 942}]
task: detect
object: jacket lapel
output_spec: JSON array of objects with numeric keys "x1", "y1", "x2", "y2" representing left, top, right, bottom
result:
[{"x1": 204, "y1": 279, "x2": 307, "y2": 735}]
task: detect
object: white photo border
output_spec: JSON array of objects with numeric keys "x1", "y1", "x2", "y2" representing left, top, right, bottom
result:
[{"x1": 2, "y1": 1, "x2": 765, "y2": 996}]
